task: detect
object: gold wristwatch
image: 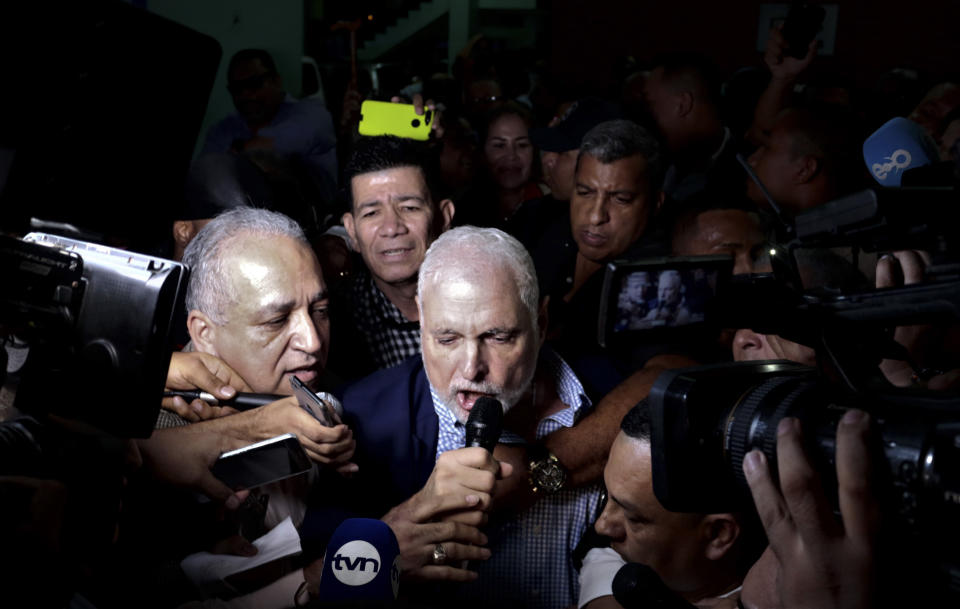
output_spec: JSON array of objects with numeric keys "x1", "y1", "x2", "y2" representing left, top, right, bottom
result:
[{"x1": 528, "y1": 446, "x2": 567, "y2": 494}]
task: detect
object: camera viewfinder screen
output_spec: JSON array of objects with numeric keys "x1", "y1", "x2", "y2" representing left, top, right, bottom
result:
[{"x1": 613, "y1": 267, "x2": 720, "y2": 332}]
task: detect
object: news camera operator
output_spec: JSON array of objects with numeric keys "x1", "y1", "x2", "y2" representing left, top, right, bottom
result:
[
  {"x1": 579, "y1": 402, "x2": 763, "y2": 609},
  {"x1": 573, "y1": 183, "x2": 960, "y2": 608},
  {"x1": 577, "y1": 407, "x2": 884, "y2": 609}
]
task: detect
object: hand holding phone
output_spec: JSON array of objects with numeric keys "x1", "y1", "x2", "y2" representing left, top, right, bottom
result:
[{"x1": 211, "y1": 433, "x2": 312, "y2": 491}]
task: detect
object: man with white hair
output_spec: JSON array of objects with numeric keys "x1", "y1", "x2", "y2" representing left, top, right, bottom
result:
[
  {"x1": 338, "y1": 226, "x2": 602, "y2": 607},
  {"x1": 645, "y1": 269, "x2": 691, "y2": 326}
]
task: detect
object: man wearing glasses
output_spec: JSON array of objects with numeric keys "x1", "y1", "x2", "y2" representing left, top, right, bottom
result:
[{"x1": 201, "y1": 48, "x2": 337, "y2": 188}]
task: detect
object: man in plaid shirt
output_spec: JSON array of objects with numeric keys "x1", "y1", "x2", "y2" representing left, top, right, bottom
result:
[{"x1": 331, "y1": 136, "x2": 455, "y2": 379}]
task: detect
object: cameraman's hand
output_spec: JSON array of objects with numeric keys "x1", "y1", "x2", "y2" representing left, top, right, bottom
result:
[
  {"x1": 250, "y1": 397, "x2": 357, "y2": 475},
  {"x1": 163, "y1": 352, "x2": 252, "y2": 421},
  {"x1": 764, "y1": 23, "x2": 817, "y2": 82},
  {"x1": 741, "y1": 410, "x2": 880, "y2": 609},
  {"x1": 876, "y1": 250, "x2": 937, "y2": 387}
]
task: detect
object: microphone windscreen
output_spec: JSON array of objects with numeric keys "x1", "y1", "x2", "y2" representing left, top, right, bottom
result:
[
  {"x1": 863, "y1": 117, "x2": 940, "y2": 186},
  {"x1": 464, "y1": 396, "x2": 503, "y2": 452},
  {"x1": 317, "y1": 518, "x2": 400, "y2": 603}
]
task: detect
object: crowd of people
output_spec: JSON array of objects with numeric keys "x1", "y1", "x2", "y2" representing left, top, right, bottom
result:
[{"x1": 3, "y1": 18, "x2": 960, "y2": 609}]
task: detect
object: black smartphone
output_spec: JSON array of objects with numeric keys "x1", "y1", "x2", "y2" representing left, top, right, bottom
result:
[
  {"x1": 782, "y1": 2, "x2": 825, "y2": 60},
  {"x1": 290, "y1": 376, "x2": 343, "y2": 427},
  {"x1": 211, "y1": 433, "x2": 312, "y2": 490},
  {"x1": 597, "y1": 255, "x2": 733, "y2": 348}
]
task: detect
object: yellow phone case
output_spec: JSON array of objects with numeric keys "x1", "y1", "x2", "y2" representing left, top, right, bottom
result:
[{"x1": 358, "y1": 100, "x2": 432, "y2": 141}]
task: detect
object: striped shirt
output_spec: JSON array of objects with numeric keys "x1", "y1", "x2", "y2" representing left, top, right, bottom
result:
[{"x1": 350, "y1": 269, "x2": 421, "y2": 370}]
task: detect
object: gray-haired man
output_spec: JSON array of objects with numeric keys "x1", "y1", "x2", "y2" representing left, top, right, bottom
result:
[
  {"x1": 177, "y1": 207, "x2": 355, "y2": 469},
  {"x1": 338, "y1": 226, "x2": 601, "y2": 608}
]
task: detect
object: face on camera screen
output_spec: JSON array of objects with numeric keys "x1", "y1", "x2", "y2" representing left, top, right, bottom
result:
[{"x1": 613, "y1": 267, "x2": 718, "y2": 333}]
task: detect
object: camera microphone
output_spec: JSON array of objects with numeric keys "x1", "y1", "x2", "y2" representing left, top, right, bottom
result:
[
  {"x1": 464, "y1": 396, "x2": 504, "y2": 452},
  {"x1": 613, "y1": 562, "x2": 698, "y2": 609},
  {"x1": 162, "y1": 390, "x2": 283, "y2": 410}
]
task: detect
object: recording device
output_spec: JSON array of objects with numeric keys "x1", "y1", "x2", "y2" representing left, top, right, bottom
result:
[
  {"x1": 464, "y1": 396, "x2": 504, "y2": 452},
  {"x1": 781, "y1": 2, "x2": 825, "y2": 60},
  {"x1": 641, "y1": 181, "x2": 960, "y2": 597},
  {"x1": 291, "y1": 376, "x2": 344, "y2": 426},
  {"x1": 1, "y1": 232, "x2": 188, "y2": 437},
  {"x1": 863, "y1": 117, "x2": 941, "y2": 187},
  {"x1": 358, "y1": 100, "x2": 433, "y2": 141},
  {"x1": 649, "y1": 360, "x2": 960, "y2": 514},
  {"x1": 613, "y1": 562, "x2": 697, "y2": 609},
  {"x1": 316, "y1": 518, "x2": 401, "y2": 603},
  {"x1": 597, "y1": 255, "x2": 732, "y2": 348},
  {"x1": 210, "y1": 433, "x2": 312, "y2": 491}
]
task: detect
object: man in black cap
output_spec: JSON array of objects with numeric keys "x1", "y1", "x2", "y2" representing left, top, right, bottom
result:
[
  {"x1": 532, "y1": 98, "x2": 622, "y2": 205},
  {"x1": 508, "y1": 98, "x2": 622, "y2": 251}
]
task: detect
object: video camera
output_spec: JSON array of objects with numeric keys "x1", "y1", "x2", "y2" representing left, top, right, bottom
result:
[
  {"x1": 1, "y1": 232, "x2": 188, "y2": 438},
  {"x1": 600, "y1": 182, "x2": 960, "y2": 595}
]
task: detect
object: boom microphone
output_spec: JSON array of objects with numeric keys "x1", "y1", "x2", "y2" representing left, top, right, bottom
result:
[
  {"x1": 464, "y1": 396, "x2": 504, "y2": 452},
  {"x1": 317, "y1": 518, "x2": 401, "y2": 603}
]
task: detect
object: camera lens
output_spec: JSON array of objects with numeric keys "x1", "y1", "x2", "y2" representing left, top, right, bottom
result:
[{"x1": 725, "y1": 376, "x2": 820, "y2": 488}]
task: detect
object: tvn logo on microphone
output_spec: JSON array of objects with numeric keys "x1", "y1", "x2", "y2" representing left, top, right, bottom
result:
[{"x1": 331, "y1": 540, "x2": 381, "y2": 586}]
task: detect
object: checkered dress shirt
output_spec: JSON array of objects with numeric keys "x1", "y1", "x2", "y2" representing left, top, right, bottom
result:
[
  {"x1": 432, "y1": 348, "x2": 603, "y2": 609},
  {"x1": 351, "y1": 270, "x2": 421, "y2": 370}
]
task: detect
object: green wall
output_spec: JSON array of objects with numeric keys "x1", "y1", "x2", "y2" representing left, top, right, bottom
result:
[{"x1": 145, "y1": 0, "x2": 305, "y2": 157}]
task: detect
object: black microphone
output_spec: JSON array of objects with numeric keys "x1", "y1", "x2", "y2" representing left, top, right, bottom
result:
[
  {"x1": 162, "y1": 390, "x2": 283, "y2": 410},
  {"x1": 613, "y1": 562, "x2": 698, "y2": 609},
  {"x1": 464, "y1": 396, "x2": 503, "y2": 452}
]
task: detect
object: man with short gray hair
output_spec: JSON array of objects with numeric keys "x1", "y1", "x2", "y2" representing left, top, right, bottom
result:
[
  {"x1": 176, "y1": 207, "x2": 356, "y2": 472},
  {"x1": 338, "y1": 226, "x2": 601, "y2": 607},
  {"x1": 533, "y1": 119, "x2": 667, "y2": 395},
  {"x1": 184, "y1": 207, "x2": 328, "y2": 396}
]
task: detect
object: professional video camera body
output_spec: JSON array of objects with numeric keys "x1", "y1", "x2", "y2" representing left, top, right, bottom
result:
[
  {"x1": 599, "y1": 182, "x2": 960, "y2": 602},
  {"x1": 0, "y1": 232, "x2": 189, "y2": 606},
  {"x1": 1, "y1": 232, "x2": 188, "y2": 438}
]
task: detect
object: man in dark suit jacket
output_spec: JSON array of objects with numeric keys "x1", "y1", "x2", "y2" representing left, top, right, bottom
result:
[
  {"x1": 333, "y1": 227, "x2": 601, "y2": 608},
  {"x1": 339, "y1": 354, "x2": 437, "y2": 514}
]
